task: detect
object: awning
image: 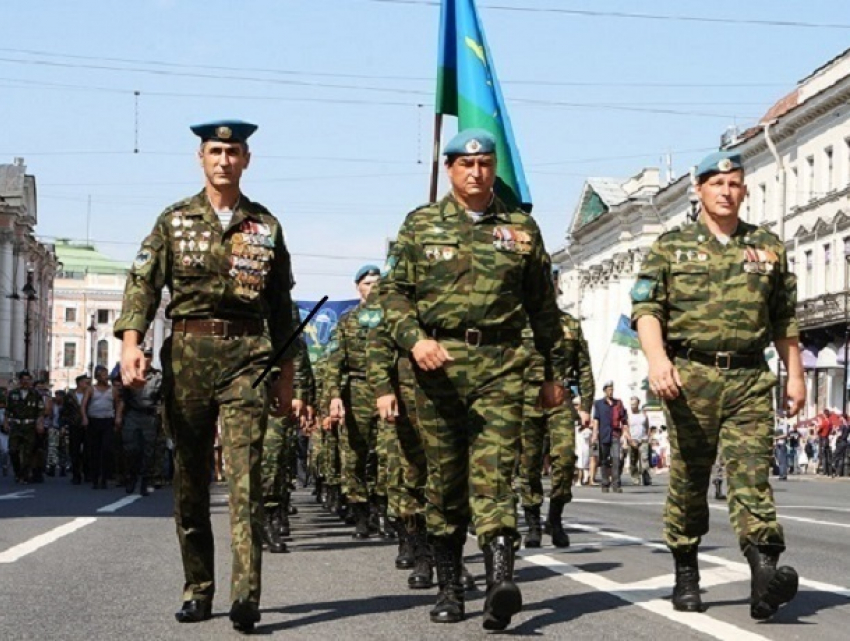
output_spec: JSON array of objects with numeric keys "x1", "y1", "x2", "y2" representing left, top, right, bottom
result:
[
  {"x1": 816, "y1": 342, "x2": 843, "y2": 369},
  {"x1": 801, "y1": 346, "x2": 819, "y2": 369}
]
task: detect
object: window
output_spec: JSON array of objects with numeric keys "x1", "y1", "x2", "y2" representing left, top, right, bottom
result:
[
  {"x1": 805, "y1": 249, "x2": 814, "y2": 297},
  {"x1": 789, "y1": 256, "x2": 796, "y2": 275},
  {"x1": 64, "y1": 307, "x2": 77, "y2": 323},
  {"x1": 97, "y1": 309, "x2": 110, "y2": 324},
  {"x1": 758, "y1": 183, "x2": 767, "y2": 223},
  {"x1": 96, "y1": 339, "x2": 109, "y2": 368},
  {"x1": 824, "y1": 243, "x2": 832, "y2": 290},
  {"x1": 826, "y1": 146, "x2": 834, "y2": 192},
  {"x1": 806, "y1": 156, "x2": 815, "y2": 201},
  {"x1": 789, "y1": 166, "x2": 798, "y2": 208},
  {"x1": 63, "y1": 342, "x2": 77, "y2": 368}
]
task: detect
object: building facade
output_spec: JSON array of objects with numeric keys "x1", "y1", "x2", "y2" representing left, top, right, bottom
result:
[
  {"x1": 50, "y1": 240, "x2": 170, "y2": 391},
  {"x1": 555, "y1": 47, "x2": 850, "y2": 418},
  {"x1": 0, "y1": 158, "x2": 59, "y2": 387}
]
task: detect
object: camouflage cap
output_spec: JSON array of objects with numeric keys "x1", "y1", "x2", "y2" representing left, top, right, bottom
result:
[
  {"x1": 443, "y1": 128, "x2": 496, "y2": 157},
  {"x1": 190, "y1": 119, "x2": 258, "y2": 144},
  {"x1": 695, "y1": 151, "x2": 743, "y2": 179}
]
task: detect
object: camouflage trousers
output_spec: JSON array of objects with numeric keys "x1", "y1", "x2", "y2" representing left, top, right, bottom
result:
[
  {"x1": 663, "y1": 359, "x2": 784, "y2": 553},
  {"x1": 122, "y1": 412, "x2": 158, "y2": 480},
  {"x1": 262, "y1": 415, "x2": 297, "y2": 509},
  {"x1": 415, "y1": 340, "x2": 524, "y2": 549},
  {"x1": 8, "y1": 422, "x2": 38, "y2": 480},
  {"x1": 518, "y1": 386, "x2": 577, "y2": 508},
  {"x1": 340, "y1": 377, "x2": 378, "y2": 504},
  {"x1": 322, "y1": 423, "x2": 342, "y2": 486},
  {"x1": 162, "y1": 333, "x2": 270, "y2": 605},
  {"x1": 385, "y1": 382, "x2": 427, "y2": 526},
  {"x1": 47, "y1": 428, "x2": 69, "y2": 470}
]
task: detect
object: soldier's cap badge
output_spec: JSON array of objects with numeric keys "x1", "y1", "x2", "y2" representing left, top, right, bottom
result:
[
  {"x1": 465, "y1": 139, "x2": 482, "y2": 154},
  {"x1": 216, "y1": 126, "x2": 232, "y2": 140},
  {"x1": 717, "y1": 158, "x2": 733, "y2": 172}
]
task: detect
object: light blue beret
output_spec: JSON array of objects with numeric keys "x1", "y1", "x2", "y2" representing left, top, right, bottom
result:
[
  {"x1": 190, "y1": 119, "x2": 258, "y2": 143},
  {"x1": 695, "y1": 151, "x2": 743, "y2": 179},
  {"x1": 443, "y1": 128, "x2": 497, "y2": 156},
  {"x1": 355, "y1": 264, "x2": 381, "y2": 283}
]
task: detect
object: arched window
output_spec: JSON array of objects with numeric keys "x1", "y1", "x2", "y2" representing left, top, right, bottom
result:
[{"x1": 97, "y1": 339, "x2": 109, "y2": 368}]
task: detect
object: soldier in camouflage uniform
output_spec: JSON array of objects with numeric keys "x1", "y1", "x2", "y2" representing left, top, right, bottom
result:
[
  {"x1": 115, "y1": 120, "x2": 298, "y2": 633},
  {"x1": 632, "y1": 150, "x2": 805, "y2": 621},
  {"x1": 382, "y1": 129, "x2": 566, "y2": 630},
  {"x1": 327, "y1": 266, "x2": 383, "y2": 538},
  {"x1": 519, "y1": 313, "x2": 594, "y2": 549},
  {"x1": 261, "y1": 304, "x2": 313, "y2": 553},
  {"x1": 2, "y1": 371, "x2": 46, "y2": 484}
]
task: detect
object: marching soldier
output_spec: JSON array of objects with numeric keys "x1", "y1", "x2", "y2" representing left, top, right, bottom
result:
[
  {"x1": 115, "y1": 119, "x2": 298, "y2": 633},
  {"x1": 382, "y1": 129, "x2": 566, "y2": 630},
  {"x1": 633, "y1": 150, "x2": 804, "y2": 620},
  {"x1": 2, "y1": 371, "x2": 45, "y2": 484}
]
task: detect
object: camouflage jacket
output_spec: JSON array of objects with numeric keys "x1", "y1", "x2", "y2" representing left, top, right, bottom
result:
[
  {"x1": 523, "y1": 314, "x2": 595, "y2": 412},
  {"x1": 5, "y1": 388, "x2": 45, "y2": 423},
  {"x1": 327, "y1": 303, "x2": 375, "y2": 399},
  {"x1": 364, "y1": 281, "x2": 415, "y2": 399},
  {"x1": 293, "y1": 335, "x2": 315, "y2": 405},
  {"x1": 381, "y1": 193, "x2": 566, "y2": 380},
  {"x1": 631, "y1": 217, "x2": 798, "y2": 352},
  {"x1": 114, "y1": 190, "x2": 297, "y2": 357}
]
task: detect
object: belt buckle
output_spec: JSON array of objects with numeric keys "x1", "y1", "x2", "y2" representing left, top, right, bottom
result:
[
  {"x1": 214, "y1": 319, "x2": 229, "y2": 337},
  {"x1": 715, "y1": 352, "x2": 732, "y2": 370},
  {"x1": 465, "y1": 328, "x2": 482, "y2": 347}
]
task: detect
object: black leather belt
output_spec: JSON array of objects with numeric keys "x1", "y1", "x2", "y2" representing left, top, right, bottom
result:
[
  {"x1": 428, "y1": 327, "x2": 522, "y2": 347},
  {"x1": 173, "y1": 317, "x2": 265, "y2": 338},
  {"x1": 675, "y1": 347, "x2": 763, "y2": 370}
]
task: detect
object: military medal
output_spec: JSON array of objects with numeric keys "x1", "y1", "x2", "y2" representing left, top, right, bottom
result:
[
  {"x1": 182, "y1": 255, "x2": 192, "y2": 266},
  {"x1": 179, "y1": 240, "x2": 187, "y2": 252},
  {"x1": 199, "y1": 241, "x2": 209, "y2": 252}
]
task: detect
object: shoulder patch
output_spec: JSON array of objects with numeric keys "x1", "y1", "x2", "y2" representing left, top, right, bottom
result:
[
  {"x1": 133, "y1": 249, "x2": 153, "y2": 271},
  {"x1": 631, "y1": 278, "x2": 656, "y2": 302}
]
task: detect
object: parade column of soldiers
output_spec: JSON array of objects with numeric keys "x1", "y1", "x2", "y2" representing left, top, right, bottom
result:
[
  {"x1": 2, "y1": 371, "x2": 46, "y2": 484},
  {"x1": 632, "y1": 150, "x2": 805, "y2": 620},
  {"x1": 115, "y1": 120, "x2": 299, "y2": 633}
]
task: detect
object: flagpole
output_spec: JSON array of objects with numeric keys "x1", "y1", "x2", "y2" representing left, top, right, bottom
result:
[{"x1": 429, "y1": 113, "x2": 444, "y2": 203}]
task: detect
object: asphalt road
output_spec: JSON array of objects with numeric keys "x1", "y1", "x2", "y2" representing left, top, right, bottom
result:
[{"x1": 2, "y1": 470, "x2": 849, "y2": 640}]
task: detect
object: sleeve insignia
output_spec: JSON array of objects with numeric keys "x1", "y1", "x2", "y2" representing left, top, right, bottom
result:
[
  {"x1": 133, "y1": 249, "x2": 152, "y2": 271},
  {"x1": 631, "y1": 278, "x2": 656, "y2": 302}
]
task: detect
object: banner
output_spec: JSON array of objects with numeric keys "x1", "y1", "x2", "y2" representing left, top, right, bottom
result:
[{"x1": 296, "y1": 299, "x2": 359, "y2": 363}]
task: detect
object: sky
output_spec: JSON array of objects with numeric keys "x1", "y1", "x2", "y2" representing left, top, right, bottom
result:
[{"x1": 2, "y1": 0, "x2": 849, "y2": 299}]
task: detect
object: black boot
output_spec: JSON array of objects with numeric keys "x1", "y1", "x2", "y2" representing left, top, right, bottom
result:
[
  {"x1": 745, "y1": 545, "x2": 798, "y2": 620},
  {"x1": 46, "y1": 465, "x2": 56, "y2": 477},
  {"x1": 229, "y1": 599, "x2": 260, "y2": 633},
  {"x1": 671, "y1": 547, "x2": 702, "y2": 612},
  {"x1": 126, "y1": 475, "x2": 138, "y2": 494},
  {"x1": 546, "y1": 498, "x2": 571, "y2": 548},
  {"x1": 175, "y1": 598, "x2": 212, "y2": 623},
  {"x1": 314, "y1": 477, "x2": 323, "y2": 502},
  {"x1": 140, "y1": 477, "x2": 150, "y2": 497},
  {"x1": 352, "y1": 502, "x2": 370, "y2": 539},
  {"x1": 263, "y1": 508, "x2": 289, "y2": 553},
  {"x1": 368, "y1": 498, "x2": 381, "y2": 536},
  {"x1": 523, "y1": 506, "x2": 542, "y2": 548},
  {"x1": 276, "y1": 504, "x2": 291, "y2": 538},
  {"x1": 461, "y1": 564, "x2": 476, "y2": 591},
  {"x1": 713, "y1": 478, "x2": 726, "y2": 500},
  {"x1": 408, "y1": 531, "x2": 435, "y2": 589},
  {"x1": 429, "y1": 535, "x2": 465, "y2": 623},
  {"x1": 483, "y1": 534, "x2": 522, "y2": 631},
  {"x1": 395, "y1": 520, "x2": 415, "y2": 569},
  {"x1": 377, "y1": 496, "x2": 395, "y2": 539}
]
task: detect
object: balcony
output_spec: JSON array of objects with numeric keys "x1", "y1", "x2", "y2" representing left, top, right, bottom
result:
[{"x1": 797, "y1": 291, "x2": 850, "y2": 330}]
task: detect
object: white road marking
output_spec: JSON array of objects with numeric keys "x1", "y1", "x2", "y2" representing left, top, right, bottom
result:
[
  {"x1": 97, "y1": 495, "x2": 142, "y2": 513},
  {"x1": 707, "y1": 504, "x2": 850, "y2": 530},
  {"x1": 0, "y1": 495, "x2": 143, "y2": 564},
  {"x1": 0, "y1": 490, "x2": 35, "y2": 501},
  {"x1": 520, "y1": 551, "x2": 773, "y2": 641},
  {"x1": 0, "y1": 517, "x2": 97, "y2": 564}
]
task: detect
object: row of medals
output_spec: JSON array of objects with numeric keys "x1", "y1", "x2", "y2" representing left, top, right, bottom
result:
[{"x1": 230, "y1": 227, "x2": 275, "y2": 300}]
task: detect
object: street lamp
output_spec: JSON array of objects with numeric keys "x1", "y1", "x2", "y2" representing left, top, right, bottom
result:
[
  {"x1": 87, "y1": 313, "x2": 97, "y2": 377},
  {"x1": 22, "y1": 269, "x2": 37, "y2": 372}
]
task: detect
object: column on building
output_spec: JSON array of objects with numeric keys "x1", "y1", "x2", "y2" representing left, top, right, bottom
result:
[
  {"x1": 9, "y1": 244, "x2": 25, "y2": 368},
  {"x1": 0, "y1": 231, "x2": 13, "y2": 361}
]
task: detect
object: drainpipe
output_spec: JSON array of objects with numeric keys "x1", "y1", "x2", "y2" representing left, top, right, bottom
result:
[
  {"x1": 763, "y1": 119, "x2": 788, "y2": 415},
  {"x1": 763, "y1": 119, "x2": 786, "y2": 241}
]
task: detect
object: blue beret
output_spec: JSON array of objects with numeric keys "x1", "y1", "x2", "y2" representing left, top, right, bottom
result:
[
  {"x1": 443, "y1": 128, "x2": 497, "y2": 157},
  {"x1": 695, "y1": 151, "x2": 743, "y2": 179},
  {"x1": 355, "y1": 264, "x2": 381, "y2": 283},
  {"x1": 190, "y1": 119, "x2": 258, "y2": 144}
]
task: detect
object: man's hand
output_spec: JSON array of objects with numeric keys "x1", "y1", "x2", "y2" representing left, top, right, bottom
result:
[
  {"x1": 578, "y1": 410, "x2": 590, "y2": 426},
  {"x1": 292, "y1": 399, "x2": 305, "y2": 420},
  {"x1": 647, "y1": 355, "x2": 682, "y2": 400},
  {"x1": 121, "y1": 342, "x2": 147, "y2": 389},
  {"x1": 377, "y1": 394, "x2": 399, "y2": 421},
  {"x1": 269, "y1": 377, "x2": 294, "y2": 418},
  {"x1": 539, "y1": 382, "x2": 565, "y2": 409},
  {"x1": 329, "y1": 397, "x2": 345, "y2": 420},
  {"x1": 785, "y1": 375, "x2": 806, "y2": 418},
  {"x1": 411, "y1": 339, "x2": 454, "y2": 371},
  {"x1": 322, "y1": 416, "x2": 333, "y2": 431}
]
